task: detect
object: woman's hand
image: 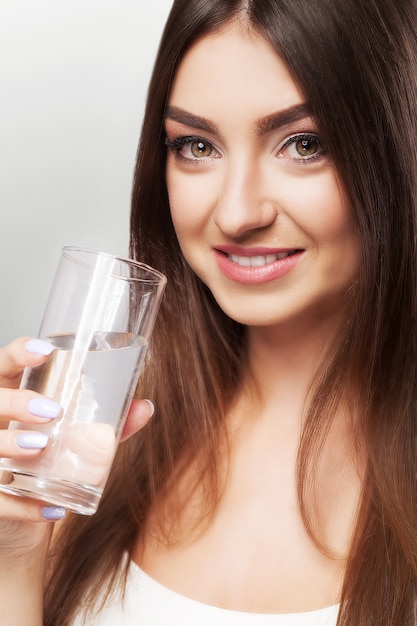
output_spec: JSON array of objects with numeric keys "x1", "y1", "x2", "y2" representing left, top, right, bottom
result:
[{"x1": 0, "y1": 337, "x2": 154, "y2": 559}]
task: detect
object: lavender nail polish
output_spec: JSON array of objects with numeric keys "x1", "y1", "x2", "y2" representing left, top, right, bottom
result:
[
  {"x1": 41, "y1": 506, "x2": 66, "y2": 521},
  {"x1": 28, "y1": 397, "x2": 61, "y2": 419},
  {"x1": 144, "y1": 399, "x2": 155, "y2": 417},
  {"x1": 16, "y1": 431, "x2": 48, "y2": 449},
  {"x1": 25, "y1": 339, "x2": 55, "y2": 356}
]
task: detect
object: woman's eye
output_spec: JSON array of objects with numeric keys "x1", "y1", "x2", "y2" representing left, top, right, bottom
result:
[
  {"x1": 294, "y1": 137, "x2": 320, "y2": 157},
  {"x1": 280, "y1": 134, "x2": 325, "y2": 162},
  {"x1": 165, "y1": 136, "x2": 219, "y2": 162},
  {"x1": 189, "y1": 140, "x2": 213, "y2": 158}
]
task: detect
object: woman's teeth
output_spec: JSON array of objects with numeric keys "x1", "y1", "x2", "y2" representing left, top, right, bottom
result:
[{"x1": 228, "y1": 251, "x2": 293, "y2": 267}]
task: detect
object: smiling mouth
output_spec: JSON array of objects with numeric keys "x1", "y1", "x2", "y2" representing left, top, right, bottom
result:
[{"x1": 226, "y1": 250, "x2": 302, "y2": 267}]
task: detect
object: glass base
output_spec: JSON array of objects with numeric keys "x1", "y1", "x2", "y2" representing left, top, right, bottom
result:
[{"x1": 0, "y1": 469, "x2": 102, "y2": 515}]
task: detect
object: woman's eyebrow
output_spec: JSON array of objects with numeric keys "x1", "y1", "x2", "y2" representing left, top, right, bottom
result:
[
  {"x1": 164, "y1": 102, "x2": 312, "y2": 136},
  {"x1": 256, "y1": 103, "x2": 312, "y2": 135},
  {"x1": 165, "y1": 106, "x2": 218, "y2": 134}
]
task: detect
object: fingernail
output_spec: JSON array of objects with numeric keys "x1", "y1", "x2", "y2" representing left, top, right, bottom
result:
[
  {"x1": 28, "y1": 397, "x2": 61, "y2": 419},
  {"x1": 144, "y1": 399, "x2": 155, "y2": 417},
  {"x1": 16, "y1": 431, "x2": 48, "y2": 449},
  {"x1": 25, "y1": 339, "x2": 55, "y2": 356},
  {"x1": 41, "y1": 506, "x2": 66, "y2": 521}
]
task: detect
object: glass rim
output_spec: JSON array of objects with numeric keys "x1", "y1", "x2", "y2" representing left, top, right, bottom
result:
[{"x1": 62, "y1": 245, "x2": 167, "y2": 286}]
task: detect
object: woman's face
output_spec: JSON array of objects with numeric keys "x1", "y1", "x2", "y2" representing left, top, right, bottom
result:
[{"x1": 165, "y1": 23, "x2": 359, "y2": 329}]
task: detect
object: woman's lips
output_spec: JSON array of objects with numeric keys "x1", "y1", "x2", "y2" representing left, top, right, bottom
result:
[{"x1": 213, "y1": 246, "x2": 304, "y2": 284}]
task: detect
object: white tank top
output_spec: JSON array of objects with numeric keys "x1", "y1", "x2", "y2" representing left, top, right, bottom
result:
[{"x1": 72, "y1": 560, "x2": 339, "y2": 625}]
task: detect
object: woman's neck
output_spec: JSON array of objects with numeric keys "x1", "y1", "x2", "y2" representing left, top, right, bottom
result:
[{"x1": 239, "y1": 315, "x2": 341, "y2": 430}]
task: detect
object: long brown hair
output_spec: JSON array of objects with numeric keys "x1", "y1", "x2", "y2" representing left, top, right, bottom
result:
[{"x1": 45, "y1": 1, "x2": 417, "y2": 624}]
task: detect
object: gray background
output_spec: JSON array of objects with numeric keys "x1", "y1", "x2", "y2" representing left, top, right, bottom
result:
[{"x1": 1, "y1": 0, "x2": 173, "y2": 345}]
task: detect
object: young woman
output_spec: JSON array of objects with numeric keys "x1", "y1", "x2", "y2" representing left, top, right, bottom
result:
[{"x1": 0, "y1": 0, "x2": 416, "y2": 624}]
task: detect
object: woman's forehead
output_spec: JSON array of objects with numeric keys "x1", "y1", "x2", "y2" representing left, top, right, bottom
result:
[{"x1": 168, "y1": 25, "x2": 304, "y2": 127}]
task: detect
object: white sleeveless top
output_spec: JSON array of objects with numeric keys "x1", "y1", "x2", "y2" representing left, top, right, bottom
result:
[{"x1": 72, "y1": 560, "x2": 339, "y2": 625}]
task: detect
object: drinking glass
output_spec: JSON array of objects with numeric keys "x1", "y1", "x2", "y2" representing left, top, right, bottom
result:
[{"x1": 0, "y1": 246, "x2": 166, "y2": 514}]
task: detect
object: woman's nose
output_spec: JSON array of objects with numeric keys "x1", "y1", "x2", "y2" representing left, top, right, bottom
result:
[{"x1": 213, "y1": 159, "x2": 278, "y2": 239}]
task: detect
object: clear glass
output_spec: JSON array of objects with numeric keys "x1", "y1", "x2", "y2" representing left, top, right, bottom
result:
[{"x1": 0, "y1": 247, "x2": 166, "y2": 514}]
